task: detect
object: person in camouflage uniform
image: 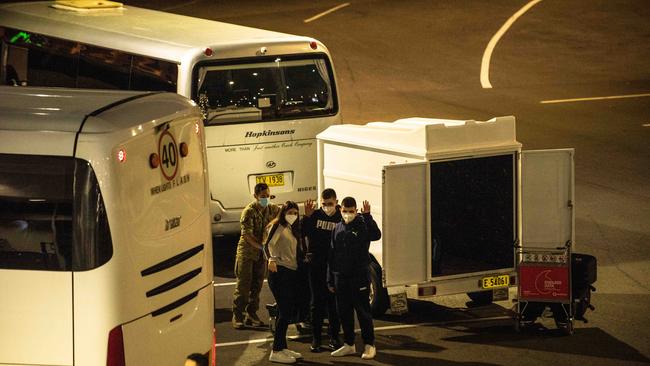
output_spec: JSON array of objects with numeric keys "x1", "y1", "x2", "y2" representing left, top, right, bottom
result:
[{"x1": 232, "y1": 182, "x2": 281, "y2": 329}]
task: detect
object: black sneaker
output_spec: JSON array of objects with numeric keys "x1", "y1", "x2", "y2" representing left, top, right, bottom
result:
[
  {"x1": 310, "y1": 340, "x2": 322, "y2": 353},
  {"x1": 328, "y1": 338, "x2": 342, "y2": 351}
]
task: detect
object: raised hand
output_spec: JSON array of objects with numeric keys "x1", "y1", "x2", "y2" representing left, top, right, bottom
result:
[
  {"x1": 304, "y1": 198, "x2": 316, "y2": 217},
  {"x1": 362, "y1": 200, "x2": 371, "y2": 214}
]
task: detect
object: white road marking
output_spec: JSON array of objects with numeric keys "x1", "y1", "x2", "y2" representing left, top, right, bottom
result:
[
  {"x1": 540, "y1": 93, "x2": 650, "y2": 104},
  {"x1": 214, "y1": 280, "x2": 267, "y2": 287},
  {"x1": 304, "y1": 3, "x2": 351, "y2": 23},
  {"x1": 643, "y1": 124, "x2": 650, "y2": 127},
  {"x1": 162, "y1": 0, "x2": 202, "y2": 11},
  {"x1": 480, "y1": 0, "x2": 544, "y2": 89},
  {"x1": 215, "y1": 315, "x2": 510, "y2": 347}
]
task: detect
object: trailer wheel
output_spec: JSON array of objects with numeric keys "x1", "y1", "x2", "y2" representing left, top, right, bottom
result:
[
  {"x1": 369, "y1": 261, "x2": 389, "y2": 317},
  {"x1": 467, "y1": 290, "x2": 494, "y2": 306}
]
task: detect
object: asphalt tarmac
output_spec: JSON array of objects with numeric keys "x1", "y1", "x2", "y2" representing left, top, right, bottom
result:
[{"x1": 126, "y1": 1, "x2": 650, "y2": 364}]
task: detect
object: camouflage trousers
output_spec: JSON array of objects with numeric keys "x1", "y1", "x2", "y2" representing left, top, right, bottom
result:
[{"x1": 232, "y1": 252, "x2": 267, "y2": 318}]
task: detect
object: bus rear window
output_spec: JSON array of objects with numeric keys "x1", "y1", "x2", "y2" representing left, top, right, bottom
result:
[
  {"x1": 0, "y1": 154, "x2": 112, "y2": 271},
  {"x1": 196, "y1": 55, "x2": 337, "y2": 124}
]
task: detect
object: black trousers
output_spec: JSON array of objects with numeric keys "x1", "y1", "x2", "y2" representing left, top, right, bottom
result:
[
  {"x1": 334, "y1": 274, "x2": 374, "y2": 346},
  {"x1": 268, "y1": 266, "x2": 297, "y2": 351},
  {"x1": 296, "y1": 263, "x2": 311, "y2": 323},
  {"x1": 308, "y1": 261, "x2": 340, "y2": 344}
]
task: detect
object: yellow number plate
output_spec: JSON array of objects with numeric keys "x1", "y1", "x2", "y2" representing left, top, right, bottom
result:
[
  {"x1": 256, "y1": 174, "x2": 284, "y2": 187},
  {"x1": 480, "y1": 275, "x2": 510, "y2": 289}
]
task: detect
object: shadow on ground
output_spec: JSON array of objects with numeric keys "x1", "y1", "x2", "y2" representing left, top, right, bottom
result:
[
  {"x1": 254, "y1": 333, "x2": 500, "y2": 366},
  {"x1": 442, "y1": 324, "x2": 650, "y2": 363}
]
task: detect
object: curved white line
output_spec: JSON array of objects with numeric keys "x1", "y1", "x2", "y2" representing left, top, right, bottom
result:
[{"x1": 480, "y1": 0, "x2": 543, "y2": 89}]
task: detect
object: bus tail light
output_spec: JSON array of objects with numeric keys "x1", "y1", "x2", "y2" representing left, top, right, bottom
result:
[
  {"x1": 149, "y1": 153, "x2": 160, "y2": 168},
  {"x1": 180, "y1": 142, "x2": 189, "y2": 157},
  {"x1": 107, "y1": 325, "x2": 126, "y2": 366},
  {"x1": 204, "y1": 47, "x2": 213, "y2": 57},
  {"x1": 309, "y1": 41, "x2": 318, "y2": 50},
  {"x1": 117, "y1": 148, "x2": 126, "y2": 163}
]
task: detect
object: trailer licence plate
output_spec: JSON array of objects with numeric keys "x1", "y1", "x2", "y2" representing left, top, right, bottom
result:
[
  {"x1": 256, "y1": 174, "x2": 284, "y2": 187},
  {"x1": 480, "y1": 275, "x2": 510, "y2": 289}
]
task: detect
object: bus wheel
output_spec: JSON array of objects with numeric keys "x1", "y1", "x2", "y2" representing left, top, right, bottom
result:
[
  {"x1": 369, "y1": 261, "x2": 389, "y2": 317},
  {"x1": 467, "y1": 290, "x2": 494, "y2": 306}
]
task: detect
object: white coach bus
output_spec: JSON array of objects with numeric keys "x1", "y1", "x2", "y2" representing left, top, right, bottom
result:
[
  {"x1": 0, "y1": 1, "x2": 341, "y2": 235},
  {"x1": 0, "y1": 87, "x2": 215, "y2": 366}
]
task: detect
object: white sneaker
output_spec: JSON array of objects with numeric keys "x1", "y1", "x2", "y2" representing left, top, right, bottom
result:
[
  {"x1": 331, "y1": 343, "x2": 356, "y2": 357},
  {"x1": 361, "y1": 344, "x2": 376, "y2": 360},
  {"x1": 282, "y1": 349, "x2": 303, "y2": 359},
  {"x1": 269, "y1": 350, "x2": 296, "y2": 364}
]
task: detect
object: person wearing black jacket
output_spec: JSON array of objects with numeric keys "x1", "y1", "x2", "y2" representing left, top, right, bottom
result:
[
  {"x1": 302, "y1": 188, "x2": 342, "y2": 352},
  {"x1": 328, "y1": 197, "x2": 381, "y2": 360}
]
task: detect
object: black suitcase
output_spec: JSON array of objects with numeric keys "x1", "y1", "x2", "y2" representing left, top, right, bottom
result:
[{"x1": 572, "y1": 253, "x2": 597, "y2": 288}]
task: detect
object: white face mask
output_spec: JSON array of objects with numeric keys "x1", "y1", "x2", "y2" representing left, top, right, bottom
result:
[
  {"x1": 322, "y1": 205, "x2": 336, "y2": 216},
  {"x1": 285, "y1": 214, "x2": 298, "y2": 225},
  {"x1": 342, "y1": 212, "x2": 356, "y2": 224}
]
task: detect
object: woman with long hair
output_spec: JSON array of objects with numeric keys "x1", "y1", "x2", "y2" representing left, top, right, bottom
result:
[{"x1": 263, "y1": 201, "x2": 305, "y2": 364}]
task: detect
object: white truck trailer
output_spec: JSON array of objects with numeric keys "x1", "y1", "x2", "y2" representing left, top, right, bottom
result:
[{"x1": 316, "y1": 116, "x2": 574, "y2": 315}]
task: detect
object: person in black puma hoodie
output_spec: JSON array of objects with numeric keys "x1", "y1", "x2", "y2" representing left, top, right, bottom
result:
[
  {"x1": 327, "y1": 197, "x2": 381, "y2": 360},
  {"x1": 302, "y1": 188, "x2": 342, "y2": 352}
]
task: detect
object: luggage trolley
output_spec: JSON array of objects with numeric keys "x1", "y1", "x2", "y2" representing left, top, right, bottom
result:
[{"x1": 514, "y1": 243, "x2": 574, "y2": 335}]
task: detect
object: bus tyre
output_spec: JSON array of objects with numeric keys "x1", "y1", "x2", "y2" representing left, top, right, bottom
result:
[
  {"x1": 467, "y1": 290, "x2": 494, "y2": 305},
  {"x1": 369, "y1": 261, "x2": 389, "y2": 317}
]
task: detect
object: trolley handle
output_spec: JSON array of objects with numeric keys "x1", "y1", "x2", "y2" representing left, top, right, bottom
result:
[
  {"x1": 558, "y1": 240, "x2": 572, "y2": 250},
  {"x1": 514, "y1": 240, "x2": 572, "y2": 251}
]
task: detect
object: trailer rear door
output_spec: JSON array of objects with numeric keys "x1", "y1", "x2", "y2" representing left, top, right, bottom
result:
[
  {"x1": 382, "y1": 162, "x2": 428, "y2": 287},
  {"x1": 521, "y1": 149, "x2": 574, "y2": 248}
]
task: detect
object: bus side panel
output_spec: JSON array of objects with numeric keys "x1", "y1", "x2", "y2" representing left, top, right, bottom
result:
[
  {"x1": 0, "y1": 270, "x2": 73, "y2": 366},
  {"x1": 121, "y1": 284, "x2": 213, "y2": 365}
]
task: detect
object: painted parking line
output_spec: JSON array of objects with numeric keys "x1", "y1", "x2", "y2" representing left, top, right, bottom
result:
[
  {"x1": 540, "y1": 93, "x2": 650, "y2": 104},
  {"x1": 480, "y1": 0, "x2": 544, "y2": 89},
  {"x1": 215, "y1": 315, "x2": 511, "y2": 347},
  {"x1": 214, "y1": 280, "x2": 267, "y2": 287},
  {"x1": 304, "y1": 3, "x2": 350, "y2": 23},
  {"x1": 163, "y1": 0, "x2": 202, "y2": 11}
]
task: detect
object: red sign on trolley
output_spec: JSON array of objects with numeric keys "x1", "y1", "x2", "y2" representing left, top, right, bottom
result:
[{"x1": 519, "y1": 265, "x2": 570, "y2": 301}]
